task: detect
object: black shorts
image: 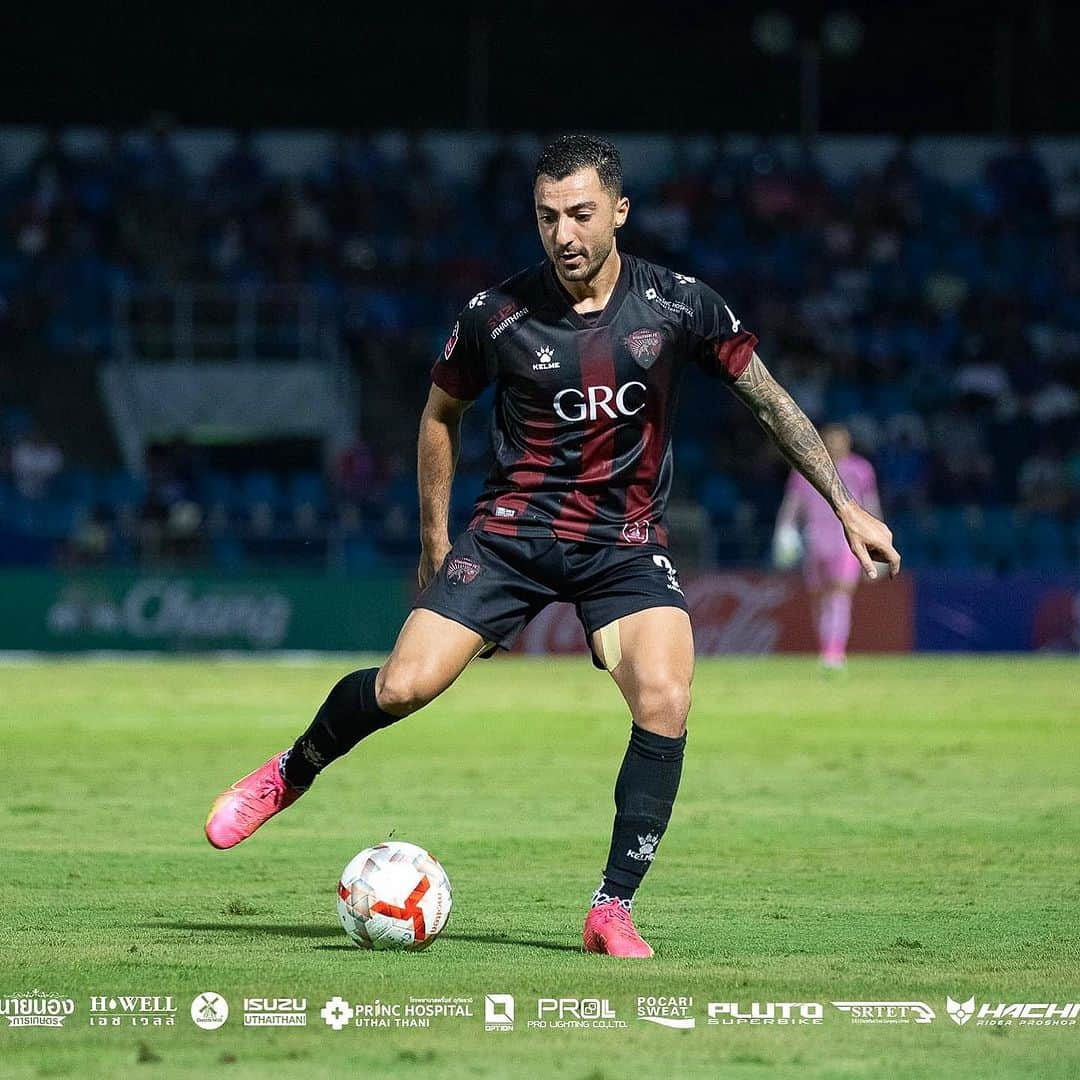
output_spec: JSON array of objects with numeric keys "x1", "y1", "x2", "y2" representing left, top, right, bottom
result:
[{"x1": 414, "y1": 528, "x2": 689, "y2": 669}]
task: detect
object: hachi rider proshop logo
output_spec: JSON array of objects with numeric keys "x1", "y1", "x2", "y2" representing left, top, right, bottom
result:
[
  {"x1": 948, "y1": 996, "x2": 1080, "y2": 1027},
  {"x1": 0, "y1": 990, "x2": 75, "y2": 1028}
]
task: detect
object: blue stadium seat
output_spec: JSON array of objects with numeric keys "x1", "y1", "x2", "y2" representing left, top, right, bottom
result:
[
  {"x1": 343, "y1": 536, "x2": 380, "y2": 571},
  {"x1": 824, "y1": 383, "x2": 864, "y2": 419},
  {"x1": 51, "y1": 469, "x2": 93, "y2": 503},
  {"x1": 288, "y1": 471, "x2": 329, "y2": 512},
  {"x1": 1026, "y1": 515, "x2": 1071, "y2": 571},
  {"x1": 978, "y1": 506, "x2": 1019, "y2": 568},
  {"x1": 933, "y1": 507, "x2": 981, "y2": 568},
  {"x1": 242, "y1": 471, "x2": 283, "y2": 509},
  {"x1": 210, "y1": 535, "x2": 245, "y2": 569},
  {"x1": 199, "y1": 472, "x2": 241, "y2": 511},
  {"x1": 699, "y1": 475, "x2": 739, "y2": 522},
  {"x1": 102, "y1": 470, "x2": 145, "y2": 513}
]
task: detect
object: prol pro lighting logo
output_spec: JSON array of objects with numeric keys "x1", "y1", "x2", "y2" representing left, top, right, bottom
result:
[{"x1": 529, "y1": 997, "x2": 625, "y2": 1030}]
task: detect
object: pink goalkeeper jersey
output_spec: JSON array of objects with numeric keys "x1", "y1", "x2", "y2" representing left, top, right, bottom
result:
[{"x1": 784, "y1": 454, "x2": 878, "y2": 554}]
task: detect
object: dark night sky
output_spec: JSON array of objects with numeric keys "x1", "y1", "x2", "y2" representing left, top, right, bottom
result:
[{"x1": 1, "y1": 2, "x2": 1076, "y2": 133}]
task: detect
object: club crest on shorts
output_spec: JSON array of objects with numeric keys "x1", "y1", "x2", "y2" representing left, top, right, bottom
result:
[
  {"x1": 625, "y1": 328, "x2": 663, "y2": 368},
  {"x1": 446, "y1": 556, "x2": 482, "y2": 584},
  {"x1": 621, "y1": 520, "x2": 650, "y2": 544}
]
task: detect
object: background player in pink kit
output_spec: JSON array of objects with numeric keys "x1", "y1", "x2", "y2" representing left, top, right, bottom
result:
[{"x1": 774, "y1": 424, "x2": 882, "y2": 669}]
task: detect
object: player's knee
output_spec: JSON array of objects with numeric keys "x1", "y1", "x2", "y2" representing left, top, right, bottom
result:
[
  {"x1": 633, "y1": 680, "x2": 691, "y2": 737},
  {"x1": 375, "y1": 665, "x2": 438, "y2": 718}
]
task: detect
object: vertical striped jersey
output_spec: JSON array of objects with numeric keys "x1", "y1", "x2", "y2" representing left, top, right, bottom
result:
[{"x1": 431, "y1": 252, "x2": 758, "y2": 548}]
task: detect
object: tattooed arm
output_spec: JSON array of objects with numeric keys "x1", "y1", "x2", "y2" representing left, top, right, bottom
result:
[{"x1": 731, "y1": 352, "x2": 901, "y2": 578}]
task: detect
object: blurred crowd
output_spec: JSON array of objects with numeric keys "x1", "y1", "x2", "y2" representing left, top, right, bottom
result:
[{"x1": 1, "y1": 126, "x2": 1079, "y2": 571}]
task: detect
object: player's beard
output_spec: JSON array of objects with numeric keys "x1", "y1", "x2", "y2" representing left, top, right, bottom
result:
[{"x1": 553, "y1": 234, "x2": 614, "y2": 286}]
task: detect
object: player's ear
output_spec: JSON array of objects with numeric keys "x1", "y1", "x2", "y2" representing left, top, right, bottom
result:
[{"x1": 614, "y1": 195, "x2": 629, "y2": 228}]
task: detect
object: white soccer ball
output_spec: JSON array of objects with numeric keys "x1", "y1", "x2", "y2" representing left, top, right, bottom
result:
[
  {"x1": 772, "y1": 524, "x2": 804, "y2": 569},
  {"x1": 336, "y1": 841, "x2": 452, "y2": 951}
]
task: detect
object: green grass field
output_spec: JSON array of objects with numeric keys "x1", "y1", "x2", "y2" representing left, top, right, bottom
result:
[{"x1": 2, "y1": 655, "x2": 1078, "y2": 1079}]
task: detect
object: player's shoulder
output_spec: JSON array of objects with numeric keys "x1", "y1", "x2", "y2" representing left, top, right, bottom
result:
[
  {"x1": 624, "y1": 253, "x2": 723, "y2": 320},
  {"x1": 455, "y1": 263, "x2": 546, "y2": 335},
  {"x1": 458, "y1": 263, "x2": 544, "y2": 317}
]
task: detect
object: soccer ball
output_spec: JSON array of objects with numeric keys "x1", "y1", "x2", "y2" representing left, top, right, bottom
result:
[
  {"x1": 772, "y1": 524, "x2": 804, "y2": 569},
  {"x1": 336, "y1": 841, "x2": 452, "y2": 950}
]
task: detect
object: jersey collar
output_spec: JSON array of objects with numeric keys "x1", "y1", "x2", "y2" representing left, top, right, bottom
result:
[{"x1": 543, "y1": 251, "x2": 631, "y2": 331}]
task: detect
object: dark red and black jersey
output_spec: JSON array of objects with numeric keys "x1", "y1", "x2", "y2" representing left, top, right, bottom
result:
[{"x1": 430, "y1": 252, "x2": 757, "y2": 547}]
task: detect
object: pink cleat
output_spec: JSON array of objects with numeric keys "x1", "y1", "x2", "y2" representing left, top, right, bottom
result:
[
  {"x1": 583, "y1": 900, "x2": 654, "y2": 958},
  {"x1": 205, "y1": 752, "x2": 305, "y2": 849}
]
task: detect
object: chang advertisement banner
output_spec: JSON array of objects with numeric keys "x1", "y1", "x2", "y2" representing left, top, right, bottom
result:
[{"x1": 0, "y1": 571, "x2": 408, "y2": 652}]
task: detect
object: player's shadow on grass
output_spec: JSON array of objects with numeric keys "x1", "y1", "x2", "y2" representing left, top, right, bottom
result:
[
  {"x1": 147, "y1": 922, "x2": 340, "y2": 939},
  {"x1": 150, "y1": 923, "x2": 579, "y2": 953},
  {"x1": 441, "y1": 932, "x2": 581, "y2": 954}
]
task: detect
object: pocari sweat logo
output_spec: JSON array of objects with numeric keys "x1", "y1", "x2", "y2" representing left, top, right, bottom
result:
[{"x1": 637, "y1": 996, "x2": 695, "y2": 1029}]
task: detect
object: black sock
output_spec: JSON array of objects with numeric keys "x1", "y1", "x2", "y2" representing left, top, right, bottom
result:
[
  {"x1": 281, "y1": 667, "x2": 399, "y2": 789},
  {"x1": 594, "y1": 724, "x2": 686, "y2": 907}
]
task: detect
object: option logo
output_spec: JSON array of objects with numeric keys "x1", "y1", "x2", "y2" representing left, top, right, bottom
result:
[{"x1": 485, "y1": 993, "x2": 514, "y2": 1032}]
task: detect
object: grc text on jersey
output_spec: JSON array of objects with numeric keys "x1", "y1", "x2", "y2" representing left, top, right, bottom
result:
[{"x1": 431, "y1": 253, "x2": 758, "y2": 547}]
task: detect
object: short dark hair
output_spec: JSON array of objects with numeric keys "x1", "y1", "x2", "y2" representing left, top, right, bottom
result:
[{"x1": 534, "y1": 134, "x2": 623, "y2": 197}]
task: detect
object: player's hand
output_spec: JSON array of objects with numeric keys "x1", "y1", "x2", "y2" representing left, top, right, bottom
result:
[
  {"x1": 418, "y1": 538, "x2": 452, "y2": 589},
  {"x1": 837, "y1": 502, "x2": 900, "y2": 580}
]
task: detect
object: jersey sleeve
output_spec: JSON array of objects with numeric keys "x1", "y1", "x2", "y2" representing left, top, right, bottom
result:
[
  {"x1": 688, "y1": 281, "x2": 758, "y2": 381},
  {"x1": 430, "y1": 305, "x2": 491, "y2": 401}
]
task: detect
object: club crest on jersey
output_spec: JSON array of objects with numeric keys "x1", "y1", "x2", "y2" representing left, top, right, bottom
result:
[
  {"x1": 622, "y1": 520, "x2": 650, "y2": 544},
  {"x1": 443, "y1": 321, "x2": 460, "y2": 360},
  {"x1": 626, "y1": 328, "x2": 663, "y2": 368},
  {"x1": 446, "y1": 556, "x2": 482, "y2": 585}
]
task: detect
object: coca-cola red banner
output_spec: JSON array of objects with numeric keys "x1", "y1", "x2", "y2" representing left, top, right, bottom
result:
[{"x1": 514, "y1": 572, "x2": 913, "y2": 656}]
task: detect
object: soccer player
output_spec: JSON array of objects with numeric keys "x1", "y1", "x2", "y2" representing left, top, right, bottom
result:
[
  {"x1": 774, "y1": 423, "x2": 882, "y2": 669},
  {"x1": 205, "y1": 135, "x2": 900, "y2": 957}
]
